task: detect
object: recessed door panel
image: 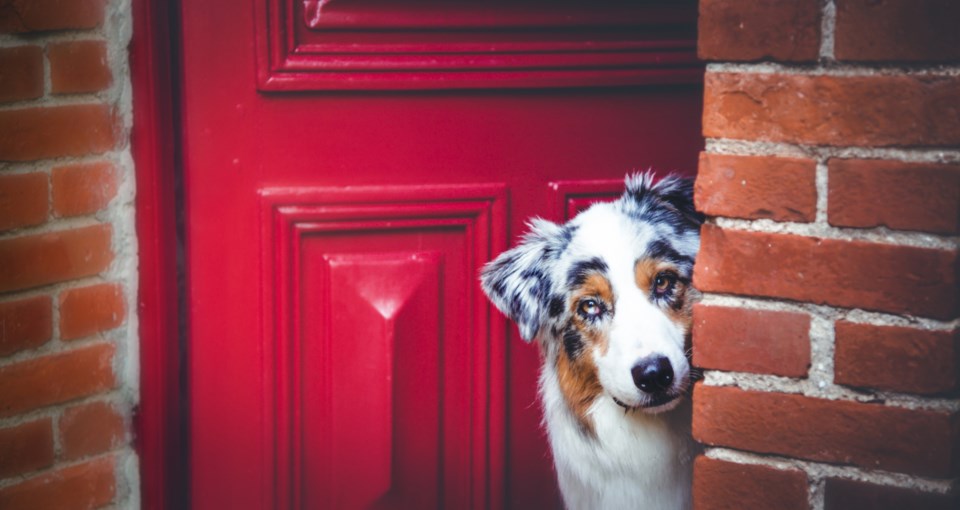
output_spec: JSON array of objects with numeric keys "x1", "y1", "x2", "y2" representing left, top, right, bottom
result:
[{"x1": 259, "y1": 186, "x2": 506, "y2": 509}]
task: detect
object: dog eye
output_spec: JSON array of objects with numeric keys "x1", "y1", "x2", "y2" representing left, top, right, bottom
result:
[
  {"x1": 578, "y1": 298, "x2": 604, "y2": 317},
  {"x1": 653, "y1": 272, "x2": 678, "y2": 296}
]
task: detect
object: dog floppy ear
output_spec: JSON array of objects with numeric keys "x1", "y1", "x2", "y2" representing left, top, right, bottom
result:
[{"x1": 480, "y1": 218, "x2": 561, "y2": 342}]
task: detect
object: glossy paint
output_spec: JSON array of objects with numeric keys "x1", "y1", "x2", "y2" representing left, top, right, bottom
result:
[
  {"x1": 179, "y1": 1, "x2": 701, "y2": 508},
  {"x1": 130, "y1": 0, "x2": 183, "y2": 508},
  {"x1": 257, "y1": 0, "x2": 701, "y2": 90}
]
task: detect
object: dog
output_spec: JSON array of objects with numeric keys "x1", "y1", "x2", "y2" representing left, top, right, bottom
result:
[{"x1": 480, "y1": 173, "x2": 701, "y2": 510}]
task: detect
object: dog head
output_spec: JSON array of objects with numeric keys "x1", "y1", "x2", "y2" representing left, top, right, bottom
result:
[{"x1": 481, "y1": 173, "x2": 702, "y2": 425}]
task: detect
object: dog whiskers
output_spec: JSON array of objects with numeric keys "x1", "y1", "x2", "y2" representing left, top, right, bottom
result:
[{"x1": 690, "y1": 367, "x2": 704, "y2": 382}]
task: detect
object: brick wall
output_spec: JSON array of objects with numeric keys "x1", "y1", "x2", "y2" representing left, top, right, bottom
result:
[
  {"x1": 692, "y1": 1, "x2": 959, "y2": 509},
  {"x1": 0, "y1": 0, "x2": 138, "y2": 508}
]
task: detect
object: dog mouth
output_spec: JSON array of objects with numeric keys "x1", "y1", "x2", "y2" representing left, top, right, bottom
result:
[{"x1": 611, "y1": 392, "x2": 680, "y2": 412}]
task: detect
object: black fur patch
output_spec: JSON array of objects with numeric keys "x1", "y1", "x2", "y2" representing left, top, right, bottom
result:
[
  {"x1": 491, "y1": 278, "x2": 507, "y2": 298},
  {"x1": 646, "y1": 240, "x2": 694, "y2": 266},
  {"x1": 562, "y1": 327, "x2": 584, "y2": 360},
  {"x1": 566, "y1": 257, "x2": 608, "y2": 287},
  {"x1": 621, "y1": 174, "x2": 703, "y2": 236},
  {"x1": 485, "y1": 252, "x2": 519, "y2": 297},
  {"x1": 548, "y1": 295, "x2": 565, "y2": 318}
]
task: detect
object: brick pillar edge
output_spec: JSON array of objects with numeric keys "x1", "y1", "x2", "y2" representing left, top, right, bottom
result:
[{"x1": 692, "y1": 1, "x2": 959, "y2": 509}]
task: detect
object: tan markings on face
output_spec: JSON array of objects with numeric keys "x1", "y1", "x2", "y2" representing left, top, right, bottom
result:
[
  {"x1": 552, "y1": 272, "x2": 613, "y2": 434},
  {"x1": 635, "y1": 258, "x2": 694, "y2": 333},
  {"x1": 555, "y1": 341, "x2": 603, "y2": 435}
]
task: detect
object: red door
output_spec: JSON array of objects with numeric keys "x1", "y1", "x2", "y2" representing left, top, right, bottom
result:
[{"x1": 179, "y1": 1, "x2": 702, "y2": 508}]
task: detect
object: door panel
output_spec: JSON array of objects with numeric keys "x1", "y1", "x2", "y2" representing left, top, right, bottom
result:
[
  {"x1": 180, "y1": 1, "x2": 701, "y2": 508},
  {"x1": 260, "y1": 186, "x2": 505, "y2": 509}
]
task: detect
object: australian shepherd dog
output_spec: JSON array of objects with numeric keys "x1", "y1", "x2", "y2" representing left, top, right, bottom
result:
[{"x1": 481, "y1": 173, "x2": 702, "y2": 510}]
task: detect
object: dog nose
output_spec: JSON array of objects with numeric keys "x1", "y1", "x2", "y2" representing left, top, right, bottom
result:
[{"x1": 631, "y1": 356, "x2": 674, "y2": 393}]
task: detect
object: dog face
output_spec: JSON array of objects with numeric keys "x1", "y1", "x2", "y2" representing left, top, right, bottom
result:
[{"x1": 481, "y1": 174, "x2": 702, "y2": 430}]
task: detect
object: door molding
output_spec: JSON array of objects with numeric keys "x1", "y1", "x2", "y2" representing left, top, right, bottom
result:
[
  {"x1": 256, "y1": 0, "x2": 701, "y2": 91},
  {"x1": 130, "y1": 0, "x2": 185, "y2": 508}
]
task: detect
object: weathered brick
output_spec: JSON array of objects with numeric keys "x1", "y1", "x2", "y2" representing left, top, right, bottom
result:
[
  {"x1": 0, "y1": 295, "x2": 52, "y2": 356},
  {"x1": 60, "y1": 401, "x2": 124, "y2": 460},
  {"x1": 0, "y1": 46, "x2": 43, "y2": 102},
  {"x1": 0, "y1": 456, "x2": 114, "y2": 509},
  {"x1": 824, "y1": 478, "x2": 957, "y2": 510},
  {"x1": 0, "y1": 224, "x2": 113, "y2": 293},
  {"x1": 0, "y1": 419, "x2": 53, "y2": 478},
  {"x1": 51, "y1": 162, "x2": 117, "y2": 217},
  {"x1": 703, "y1": 73, "x2": 960, "y2": 147},
  {"x1": 693, "y1": 456, "x2": 808, "y2": 510},
  {"x1": 0, "y1": 172, "x2": 47, "y2": 230},
  {"x1": 692, "y1": 305, "x2": 810, "y2": 378},
  {"x1": 835, "y1": 322, "x2": 959, "y2": 395},
  {"x1": 693, "y1": 225, "x2": 958, "y2": 320},
  {"x1": 698, "y1": 0, "x2": 820, "y2": 62},
  {"x1": 693, "y1": 384, "x2": 959, "y2": 477},
  {"x1": 695, "y1": 152, "x2": 817, "y2": 222},
  {"x1": 59, "y1": 283, "x2": 125, "y2": 340},
  {"x1": 0, "y1": 0, "x2": 106, "y2": 33},
  {"x1": 0, "y1": 343, "x2": 115, "y2": 417},
  {"x1": 828, "y1": 159, "x2": 960, "y2": 235},
  {"x1": 0, "y1": 104, "x2": 118, "y2": 161},
  {"x1": 48, "y1": 40, "x2": 112, "y2": 94},
  {"x1": 834, "y1": 0, "x2": 960, "y2": 62}
]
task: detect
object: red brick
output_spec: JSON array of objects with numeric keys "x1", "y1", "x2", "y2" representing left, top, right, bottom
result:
[
  {"x1": 0, "y1": 295, "x2": 52, "y2": 356},
  {"x1": 51, "y1": 162, "x2": 117, "y2": 217},
  {"x1": 698, "y1": 0, "x2": 820, "y2": 62},
  {"x1": 828, "y1": 159, "x2": 960, "y2": 235},
  {"x1": 0, "y1": 419, "x2": 53, "y2": 478},
  {"x1": 693, "y1": 225, "x2": 958, "y2": 320},
  {"x1": 0, "y1": 104, "x2": 118, "y2": 161},
  {"x1": 0, "y1": 46, "x2": 43, "y2": 102},
  {"x1": 834, "y1": 0, "x2": 960, "y2": 62},
  {"x1": 0, "y1": 456, "x2": 115, "y2": 509},
  {"x1": 48, "y1": 40, "x2": 112, "y2": 94},
  {"x1": 703, "y1": 73, "x2": 960, "y2": 147},
  {"x1": 823, "y1": 478, "x2": 957, "y2": 510},
  {"x1": 60, "y1": 401, "x2": 124, "y2": 460},
  {"x1": 693, "y1": 456, "x2": 808, "y2": 510},
  {"x1": 695, "y1": 152, "x2": 817, "y2": 222},
  {"x1": 0, "y1": 343, "x2": 115, "y2": 418},
  {"x1": 0, "y1": 172, "x2": 47, "y2": 230},
  {"x1": 0, "y1": 0, "x2": 106, "y2": 33},
  {"x1": 0, "y1": 224, "x2": 113, "y2": 293},
  {"x1": 835, "y1": 322, "x2": 959, "y2": 395},
  {"x1": 692, "y1": 305, "x2": 810, "y2": 377},
  {"x1": 692, "y1": 384, "x2": 959, "y2": 477},
  {"x1": 59, "y1": 283, "x2": 125, "y2": 340}
]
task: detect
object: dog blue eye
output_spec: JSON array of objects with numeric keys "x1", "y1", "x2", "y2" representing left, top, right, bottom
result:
[
  {"x1": 653, "y1": 272, "x2": 678, "y2": 297},
  {"x1": 579, "y1": 299, "x2": 603, "y2": 317}
]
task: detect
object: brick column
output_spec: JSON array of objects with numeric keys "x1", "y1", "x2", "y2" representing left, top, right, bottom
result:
[
  {"x1": 692, "y1": 1, "x2": 959, "y2": 509},
  {"x1": 0, "y1": 0, "x2": 138, "y2": 507}
]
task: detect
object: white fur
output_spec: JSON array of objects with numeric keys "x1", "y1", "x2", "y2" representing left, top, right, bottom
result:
[{"x1": 542, "y1": 364, "x2": 696, "y2": 510}]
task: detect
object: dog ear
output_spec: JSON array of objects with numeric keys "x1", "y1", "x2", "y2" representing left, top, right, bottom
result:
[
  {"x1": 480, "y1": 218, "x2": 561, "y2": 342},
  {"x1": 623, "y1": 172, "x2": 704, "y2": 228}
]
